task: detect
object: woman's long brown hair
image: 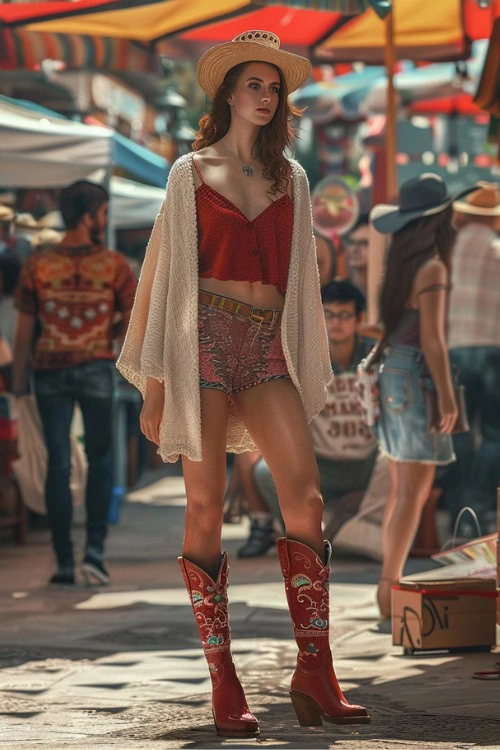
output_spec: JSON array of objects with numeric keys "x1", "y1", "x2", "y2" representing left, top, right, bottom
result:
[
  {"x1": 380, "y1": 206, "x2": 456, "y2": 338},
  {"x1": 193, "y1": 61, "x2": 303, "y2": 196}
]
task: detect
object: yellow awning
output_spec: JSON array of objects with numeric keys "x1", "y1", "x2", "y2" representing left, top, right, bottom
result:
[
  {"x1": 315, "y1": 0, "x2": 467, "y2": 63},
  {"x1": 24, "y1": 0, "x2": 392, "y2": 43},
  {"x1": 26, "y1": 0, "x2": 254, "y2": 43}
]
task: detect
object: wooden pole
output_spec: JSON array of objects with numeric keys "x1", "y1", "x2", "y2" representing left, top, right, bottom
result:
[{"x1": 384, "y1": 6, "x2": 398, "y2": 200}]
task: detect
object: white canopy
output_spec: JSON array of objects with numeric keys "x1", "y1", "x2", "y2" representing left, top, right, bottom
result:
[
  {"x1": 109, "y1": 176, "x2": 164, "y2": 230},
  {"x1": 0, "y1": 99, "x2": 113, "y2": 188}
]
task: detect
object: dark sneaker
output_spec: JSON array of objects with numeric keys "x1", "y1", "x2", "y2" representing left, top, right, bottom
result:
[
  {"x1": 81, "y1": 555, "x2": 111, "y2": 586},
  {"x1": 237, "y1": 519, "x2": 275, "y2": 558},
  {"x1": 49, "y1": 567, "x2": 76, "y2": 587}
]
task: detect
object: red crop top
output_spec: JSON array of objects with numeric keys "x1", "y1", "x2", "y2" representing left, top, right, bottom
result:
[{"x1": 194, "y1": 157, "x2": 293, "y2": 295}]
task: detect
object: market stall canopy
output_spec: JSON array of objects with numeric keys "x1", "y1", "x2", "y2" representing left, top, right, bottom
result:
[
  {"x1": 314, "y1": 0, "x2": 500, "y2": 63},
  {"x1": 110, "y1": 176, "x2": 165, "y2": 228},
  {"x1": 360, "y1": 40, "x2": 487, "y2": 113},
  {"x1": 292, "y1": 40, "x2": 485, "y2": 119},
  {"x1": 0, "y1": 28, "x2": 157, "y2": 72},
  {"x1": 112, "y1": 132, "x2": 169, "y2": 187},
  {"x1": 409, "y1": 92, "x2": 486, "y2": 116},
  {"x1": 0, "y1": 97, "x2": 169, "y2": 189},
  {"x1": 0, "y1": 1, "x2": 391, "y2": 45},
  {"x1": 0, "y1": 98, "x2": 113, "y2": 188}
]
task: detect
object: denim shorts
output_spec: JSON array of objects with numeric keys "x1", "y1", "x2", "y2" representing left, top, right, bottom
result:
[
  {"x1": 198, "y1": 300, "x2": 290, "y2": 396},
  {"x1": 375, "y1": 344, "x2": 455, "y2": 465}
]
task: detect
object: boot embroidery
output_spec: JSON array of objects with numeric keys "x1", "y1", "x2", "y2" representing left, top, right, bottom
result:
[
  {"x1": 292, "y1": 574, "x2": 312, "y2": 588},
  {"x1": 292, "y1": 565, "x2": 329, "y2": 630},
  {"x1": 306, "y1": 643, "x2": 319, "y2": 655},
  {"x1": 191, "y1": 591, "x2": 203, "y2": 606},
  {"x1": 187, "y1": 570, "x2": 228, "y2": 649}
]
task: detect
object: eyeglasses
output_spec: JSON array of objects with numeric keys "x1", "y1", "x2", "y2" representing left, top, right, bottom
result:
[{"x1": 324, "y1": 311, "x2": 357, "y2": 321}]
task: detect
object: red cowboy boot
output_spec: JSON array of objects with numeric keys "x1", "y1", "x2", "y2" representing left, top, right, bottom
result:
[
  {"x1": 178, "y1": 552, "x2": 259, "y2": 738},
  {"x1": 277, "y1": 537, "x2": 370, "y2": 726}
]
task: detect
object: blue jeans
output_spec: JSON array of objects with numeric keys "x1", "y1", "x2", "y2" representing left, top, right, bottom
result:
[
  {"x1": 34, "y1": 360, "x2": 115, "y2": 568},
  {"x1": 446, "y1": 346, "x2": 500, "y2": 531}
]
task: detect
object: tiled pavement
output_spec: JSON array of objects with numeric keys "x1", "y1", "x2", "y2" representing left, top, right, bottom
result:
[{"x1": 0, "y1": 472, "x2": 499, "y2": 749}]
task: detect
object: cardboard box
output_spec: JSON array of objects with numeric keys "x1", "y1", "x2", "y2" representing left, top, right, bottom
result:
[{"x1": 392, "y1": 577, "x2": 497, "y2": 653}]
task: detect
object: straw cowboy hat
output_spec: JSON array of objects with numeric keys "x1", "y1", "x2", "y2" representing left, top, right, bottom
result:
[
  {"x1": 15, "y1": 213, "x2": 39, "y2": 232},
  {"x1": 197, "y1": 30, "x2": 311, "y2": 100},
  {"x1": 38, "y1": 210, "x2": 64, "y2": 230},
  {"x1": 453, "y1": 181, "x2": 500, "y2": 216},
  {"x1": 31, "y1": 228, "x2": 63, "y2": 249},
  {"x1": 0, "y1": 205, "x2": 15, "y2": 223},
  {"x1": 371, "y1": 173, "x2": 477, "y2": 234}
]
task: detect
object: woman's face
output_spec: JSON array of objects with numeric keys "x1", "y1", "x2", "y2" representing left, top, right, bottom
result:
[{"x1": 227, "y1": 62, "x2": 281, "y2": 127}]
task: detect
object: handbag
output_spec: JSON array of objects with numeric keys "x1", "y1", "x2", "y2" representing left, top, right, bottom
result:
[
  {"x1": 356, "y1": 337, "x2": 386, "y2": 427},
  {"x1": 425, "y1": 385, "x2": 469, "y2": 435}
]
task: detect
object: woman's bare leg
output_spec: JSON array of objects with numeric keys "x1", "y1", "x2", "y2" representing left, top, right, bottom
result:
[
  {"x1": 181, "y1": 388, "x2": 228, "y2": 579},
  {"x1": 381, "y1": 461, "x2": 436, "y2": 582},
  {"x1": 232, "y1": 378, "x2": 324, "y2": 559},
  {"x1": 234, "y1": 378, "x2": 369, "y2": 722}
]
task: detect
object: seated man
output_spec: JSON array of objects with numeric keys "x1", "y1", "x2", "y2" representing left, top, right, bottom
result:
[{"x1": 237, "y1": 278, "x2": 390, "y2": 559}]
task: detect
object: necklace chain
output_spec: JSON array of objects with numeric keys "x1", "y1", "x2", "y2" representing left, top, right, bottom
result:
[{"x1": 220, "y1": 141, "x2": 257, "y2": 177}]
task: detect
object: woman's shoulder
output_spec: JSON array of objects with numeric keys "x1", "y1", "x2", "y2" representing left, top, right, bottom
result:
[
  {"x1": 287, "y1": 157, "x2": 307, "y2": 181},
  {"x1": 167, "y1": 153, "x2": 194, "y2": 183},
  {"x1": 415, "y1": 257, "x2": 448, "y2": 290}
]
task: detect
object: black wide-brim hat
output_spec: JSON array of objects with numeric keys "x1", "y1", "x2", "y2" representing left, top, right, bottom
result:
[{"x1": 371, "y1": 173, "x2": 477, "y2": 234}]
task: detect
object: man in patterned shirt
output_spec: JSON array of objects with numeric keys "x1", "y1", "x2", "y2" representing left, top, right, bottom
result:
[{"x1": 13, "y1": 181, "x2": 137, "y2": 586}]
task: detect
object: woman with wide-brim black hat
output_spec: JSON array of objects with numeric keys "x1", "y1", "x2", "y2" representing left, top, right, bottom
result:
[
  {"x1": 118, "y1": 30, "x2": 369, "y2": 738},
  {"x1": 370, "y1": 173, "x2": 475, "y2": 619}
]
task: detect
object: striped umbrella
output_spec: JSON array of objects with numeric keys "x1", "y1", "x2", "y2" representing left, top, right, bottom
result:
[{"x1": 0, "y1": 28, "x2": 157, "y2": 72}]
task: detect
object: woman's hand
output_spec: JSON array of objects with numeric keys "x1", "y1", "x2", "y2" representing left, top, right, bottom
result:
[
  {"x1": 140, "y1": 378, "x2": 164, "y2": 445},
  {"x1": 438, "y1": 392, "x2": 458, "y2": 434}
]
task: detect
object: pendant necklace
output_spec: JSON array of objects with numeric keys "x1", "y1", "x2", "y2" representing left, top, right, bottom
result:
[{"x1": 220, "y1": 142, "x2": 257, "y2": 177}]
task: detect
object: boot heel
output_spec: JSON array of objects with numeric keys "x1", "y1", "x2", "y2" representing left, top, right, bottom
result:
[{"x1": 290, "y1": 691, "x2": 322, "y2": 726}]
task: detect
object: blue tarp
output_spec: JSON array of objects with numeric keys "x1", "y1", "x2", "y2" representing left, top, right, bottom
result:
[{"x1": 112, "y1": 132, "x2": 168, "y2": 188}]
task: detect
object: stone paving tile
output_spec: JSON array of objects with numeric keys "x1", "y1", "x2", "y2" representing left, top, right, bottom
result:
[{"x1": 1, "y1": 480, "x2": 499, "y2": 750}]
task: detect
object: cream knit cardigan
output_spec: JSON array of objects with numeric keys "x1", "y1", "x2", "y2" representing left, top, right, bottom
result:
[{"x1": 117, "y1": 152, "x2": 332, "y2": 463}]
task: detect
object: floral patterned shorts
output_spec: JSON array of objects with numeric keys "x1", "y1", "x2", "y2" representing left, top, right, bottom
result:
[{"x1": 198, "y1": 300, "x2": 290, "y2": 396}]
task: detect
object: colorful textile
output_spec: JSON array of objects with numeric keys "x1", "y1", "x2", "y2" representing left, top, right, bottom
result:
[
  {"x1": 448, "y1": 225, "x2": 500, "y2": 349},
  {"x1": 15, "y1": 244, "x2": 136, "y2": 370},
  {"x1": 198, "y1": 301, "x2": 289, "y2": 396}
]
